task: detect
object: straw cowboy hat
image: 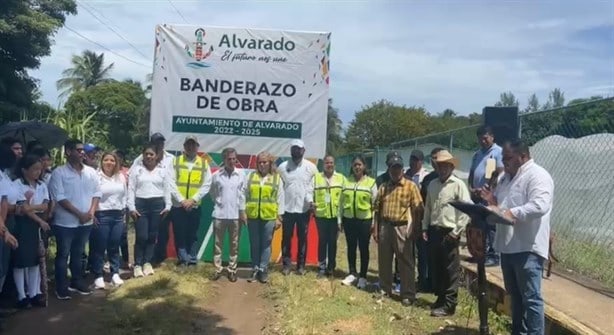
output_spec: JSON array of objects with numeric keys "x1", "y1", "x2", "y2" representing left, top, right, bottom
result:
[{"x1": 434, "y1": 150, "x2": 459, "y2": 168}]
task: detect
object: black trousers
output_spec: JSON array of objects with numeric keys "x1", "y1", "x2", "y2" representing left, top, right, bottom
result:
[
  {"x1": 282, "y1": 212, "x2": 310, "y2": 269},
  {"x1": 428, "y1": 226, "x2": 460, "y2": 309},
  {"x1": 315, "y1": 218, "x2": 338, "y2": 273},
  {"x1": 343, "y1": 218, "x2": 371, "y2": 278}
]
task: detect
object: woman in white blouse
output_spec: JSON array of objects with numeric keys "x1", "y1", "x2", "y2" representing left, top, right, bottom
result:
[
  {"x1": 127, "y1": 143, "x2": 171, "y2": 278},
  {"x1": 10, "y1": 154, "x2": 50, "y2": 308},
  {"x1": 92, "y1": 152, "x2": 127, "y2": 289}
]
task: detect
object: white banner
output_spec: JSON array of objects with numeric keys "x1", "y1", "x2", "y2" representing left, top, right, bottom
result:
[{"x1": 150, "y1": 24, "x2": 331, "y2": 158}]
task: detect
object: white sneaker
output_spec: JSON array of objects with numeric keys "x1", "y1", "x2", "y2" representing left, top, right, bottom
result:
[
  {"x1": 143, "y1": 263, "x2": 155, "y2": 276},
  {"x1": 133, "y1": 265, "x2": 144, "y2": 278},
  {"x1": 341, "y1": 274, "x2": 357, "y2": 286},
  {"x1": 357, "y1": 277, "x2": 368, "y2": 289},
  {"x1": 112, "y1": 273, "x2": 124, "y2": 287},
  {"x1": 94, "y1": 277, "x2": 105, "y2": 290}
]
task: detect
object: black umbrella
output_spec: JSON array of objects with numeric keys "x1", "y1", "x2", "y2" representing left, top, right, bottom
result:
[{"x1": 0, "y1": 121, "x2": 68, "y2": 149}]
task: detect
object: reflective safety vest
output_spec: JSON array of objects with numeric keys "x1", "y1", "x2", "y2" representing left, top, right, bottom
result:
[
  {"x1": 174, "y1": 154, "x2": 209, "y2": 201},
  {"x1": 314, "y1": 172, "x2": 345, "y2": 219},
  {"x1": 246, "y1": 172, "x2": 280, "y2": 220},
  {"x1": 341, "y1": 176, "x2": 376, "y2": 219}
]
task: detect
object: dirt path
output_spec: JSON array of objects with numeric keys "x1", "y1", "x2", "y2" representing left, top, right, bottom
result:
[
  {"x1": 2, "y1": 268, "x2": 268, "y2": 335},
  {"x1": 203, "y1": 268, "x2": 268, "y2": 335}
]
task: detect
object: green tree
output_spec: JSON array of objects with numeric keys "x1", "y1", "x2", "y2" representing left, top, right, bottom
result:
[
  {"x1": 56, "y1": 50, "x2": 115, "y2": 99},
  {"x1": 524, "y1": 93, "x2": 540, "y2": 113},
  {"x1": 494, "y1": 91, "x2": 519, "y2": 107},
  {"x1": 0, "y1": 0, "x2": 77, "y2": 123},
  {"x1": 326, "y1": 98, "x2": 344, "y2": 156},
  {"x1": 344, "y1": 100, "x2": 433, "y2": 151},
  {"x1": 63, "y1": 80, "x2": 149, "y2": 156},
  {"x1": 542, "y1": 88, "x2": 565, "y2": 110}
]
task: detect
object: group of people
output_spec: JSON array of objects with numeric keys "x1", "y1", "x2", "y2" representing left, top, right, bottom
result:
[{"x1": 0, "y1": 124, "x2": 553, "y2": 334}]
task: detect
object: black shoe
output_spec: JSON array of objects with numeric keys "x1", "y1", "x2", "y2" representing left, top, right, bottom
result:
[
  {"x1": 401, "y1": 298, "x2": 415, "y2": 307},
  {"x1": 296, "y1": 268, "x2": 306, "y2": 276},
  {"x1": 259, "y1": 271, "x2": 269, "y2": 283},
  {"x1": 212, "y1": 271, "x2": 222, "y2": 281},
  {"x1": 430, "y1": 299, "x2": 445, "y2": 310},
  {"x1": 68, "y1": 282, "x2": 92, "y2": 296},
  {"x1": 55, "y1": 290, "x2": 72, "y2": 300},
  {"x1": 30, "y1": 294, "x2": 47, "y2": 308},
  {"x1": 228, "y1": 272, "x2": 237, "y2": 282},
  {"x1": 431, "y1": 307, "x2": 455, "y2": 317},
  {"x1": 16, "y1": 298, "x2": 30, "y2": 309},
  {"x1": 282, "y1": 268, "x2": 291, "y2": 276},
  {"x1": 247, "y1": 270, "x2": 259, "y2": 283}
]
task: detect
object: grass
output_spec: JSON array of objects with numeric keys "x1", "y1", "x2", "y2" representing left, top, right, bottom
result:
[
  {"x1": 261, "y1": 238, "x2": 511, "y2": 335},
  {"x1": 554, "y1": 235, "x2": 614, "y2": 289},
  {"x1": 92, "y1": 263, "x2": 218, "y2": 335}
]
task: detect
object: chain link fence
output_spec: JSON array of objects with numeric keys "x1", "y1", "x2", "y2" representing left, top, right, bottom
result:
[{"x1": 338, "y1": 98, "x2": 614, "y2": 290}]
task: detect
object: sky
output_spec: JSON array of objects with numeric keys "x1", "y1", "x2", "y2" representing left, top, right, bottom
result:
[{"x1": 31, "y1": 0, "x2": 614, "y2": 125}]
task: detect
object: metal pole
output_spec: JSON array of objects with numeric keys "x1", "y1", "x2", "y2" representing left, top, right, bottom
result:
[{"x1": 477, "y1": 221, "x2": 490, "y2": 335}]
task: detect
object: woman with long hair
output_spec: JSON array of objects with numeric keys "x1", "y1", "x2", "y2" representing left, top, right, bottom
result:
[
  {"x1": 339, "y1": 155, "x2": 377, "y2": 289},
  {"x1": 245, "y1": 151, "x2": 284, "y2": 283},
  {"x1": 10, "y1": 154, "x2": 50, "y2": 308},
  {"x1": 127, "y1": 143, "x2": 171, "y2": 278},
  {"x1": 92, "y1": 152, "x2": 127, "y2": 289}
]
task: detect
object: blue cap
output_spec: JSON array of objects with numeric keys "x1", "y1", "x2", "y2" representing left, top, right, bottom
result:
[{"x1": 84, "y1": 143, "x2": 100, "y2": 154}]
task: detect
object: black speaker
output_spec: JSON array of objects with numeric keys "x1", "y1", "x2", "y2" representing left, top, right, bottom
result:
[{"x1": 482, "y1": 106, "x2": 520, "y2": 145}]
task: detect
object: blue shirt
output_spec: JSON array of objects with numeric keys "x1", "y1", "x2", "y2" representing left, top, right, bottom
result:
[{"x1": 470, "y1": 143, "x2": 503, "y2": 188}]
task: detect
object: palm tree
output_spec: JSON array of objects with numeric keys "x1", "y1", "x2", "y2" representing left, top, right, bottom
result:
[{"x1": 56, "y1": 50, "x2": 114, "y2": 99}]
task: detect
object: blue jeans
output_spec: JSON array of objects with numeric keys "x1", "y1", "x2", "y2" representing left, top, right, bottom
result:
[
  {"x1": 134, "y1": 197, "x2": 165, "y2": 266},
  {"x1": 171, "y1": 207, "x2": 202, "y2": 264},
  {"x1": 248, "y1": 219, "x2": 275, "y2": 273},
  {"x1": 91, "y1": 210, "x2": 125, "y2": 276},
  {"x1": 501, "y1": 252, "x2": 545, "y2": 335},
  {"x1": 53, "y1": 225, "x2": 92, "y2": 293}
]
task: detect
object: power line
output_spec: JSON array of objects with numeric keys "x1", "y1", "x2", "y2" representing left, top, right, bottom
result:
[
  {"x1": 167, "y1": 0, "x2": 189, "y2": 24},
  {"x1": 63, "y1": 25, "x2": 151, "y2": 68},
  {"x1": 77, "y1": 1, "x2": 151, "y2": 60}
]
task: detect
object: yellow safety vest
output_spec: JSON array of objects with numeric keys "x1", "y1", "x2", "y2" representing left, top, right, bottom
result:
[
  {"x1": 246, "y1": 172, "x2": 280, "y2": 221},
  {"x1": 174, "y1": 154, "x2": 209, "y2": 201},
  {"x1": 342, "y1": 176, "x2": 376, "y2": 219},
  {"x1": 314, "y1": 172, "x2": 345, "y2": 219}
]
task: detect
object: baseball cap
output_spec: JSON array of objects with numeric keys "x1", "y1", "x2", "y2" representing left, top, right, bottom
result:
[
  {"x1": 388, "y1": 156, "x2": 404, "y2": 168},
  {"x1": 290, "y1": 139, "x2": 305, "y2": 148},
  {"x1": 83, "y1": 143, "x2": 100, "y2": 154},
  {"x1": 385, "y1": 151, "x2": 400, "y2": 166},
  {"x1": 184, "y1": 135, "x2": 199, "y2": 145},
  {"x1": 150, "y1": 132, "x2": 166, "y2": 142},
  {"x1": 410, "y1": 150, "x2": 424, "y2": 161}
]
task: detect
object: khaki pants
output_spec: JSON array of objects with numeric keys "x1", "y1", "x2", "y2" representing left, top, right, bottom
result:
[
  {"x1": 213, "y1": 219, "x2": 241, "y2": 274},
  {"x1": 378, "y1": 222, "x2": 416, "y2": 300}
]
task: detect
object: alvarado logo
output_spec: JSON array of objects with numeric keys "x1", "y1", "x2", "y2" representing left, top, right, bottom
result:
[
  {"x1": 218, "y1": 33, "x2": 295, "y2": 51},
  {"x1": 185, "y1": 28, "x2": 214, "y2": 69}
]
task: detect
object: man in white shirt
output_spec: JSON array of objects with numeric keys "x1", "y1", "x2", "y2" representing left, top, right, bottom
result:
[
  {"x1": 129, "y1": 132, "x2": 176, "y2": 265},
  {"x1": 277, "y1": 139, "x2": 317, "y2": 275},
  {"x1": 48, "y1": 139, "x2": 101, "y2": 299},
  {"x1": 480, "y1": 139, "x2": 554, "y2": 335},
  {"x1": 209, "y1": 148, "x2": 246, "y2": 282}
]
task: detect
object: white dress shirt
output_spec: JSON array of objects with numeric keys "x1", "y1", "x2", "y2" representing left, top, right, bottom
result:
[
  {"x1": 127, "y1": 163, "x2": 172, "y2": 212},
  {"x1": 97, "y1": 171, "x2": 128, "y2": 211},
  {"x1": 209, "y1": 168, "x2": 246, "y2": 220},
  {"x1": 49, "y1": 164, "x2": 102, "y2": 228},
  {"x1": 494, "y1": 159, "x2": 554, "y2": 259},
  {"x1": 278, "y1": 159, "x2": 317, "y2": 213}
]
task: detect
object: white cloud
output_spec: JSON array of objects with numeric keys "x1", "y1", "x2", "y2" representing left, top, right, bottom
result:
[{"x1": 30, "y1": 0, "x2": 614, "y2": 124}]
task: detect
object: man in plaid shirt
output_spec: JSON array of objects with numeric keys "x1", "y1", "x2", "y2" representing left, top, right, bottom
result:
[{"x1": 374, "y1": 156, "x2": 423, "y2": 306}]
